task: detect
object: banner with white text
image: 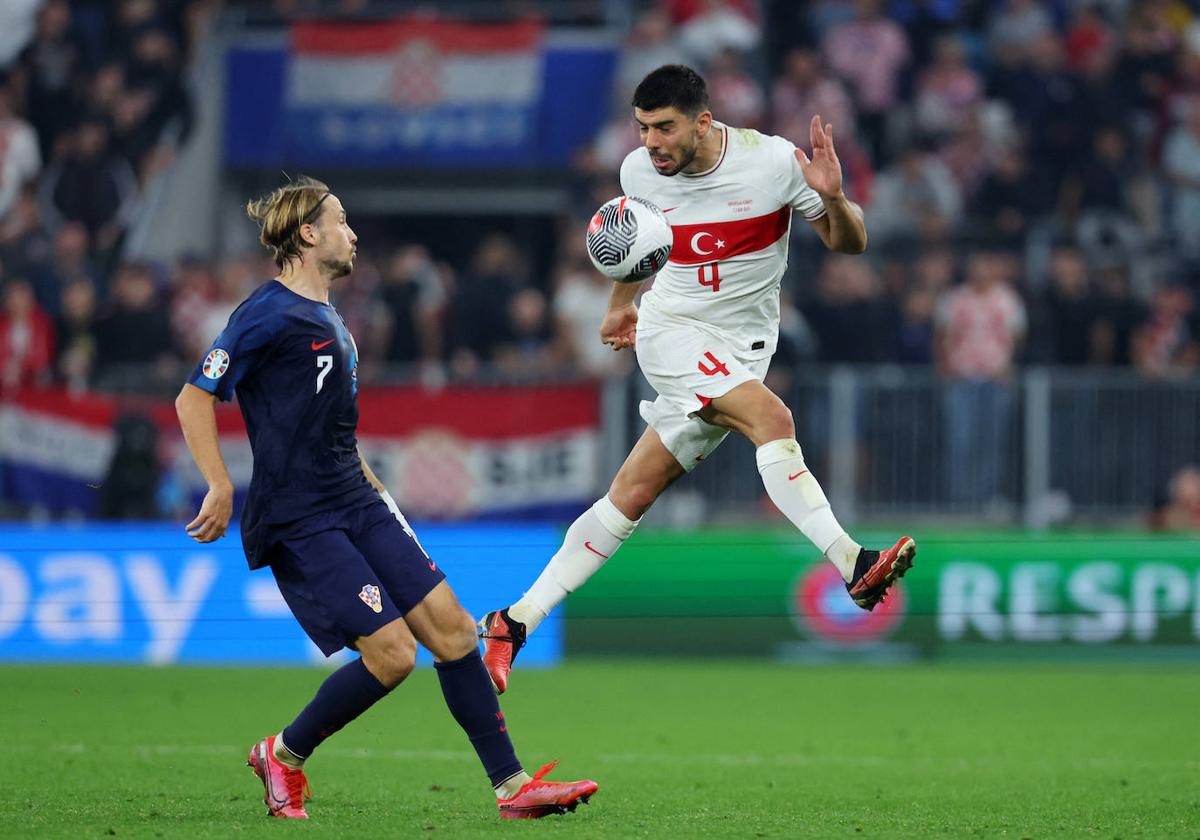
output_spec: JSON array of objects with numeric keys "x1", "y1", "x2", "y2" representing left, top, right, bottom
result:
[{"x1": 0, "y1": 523, "x2": 563, "y2": 665}]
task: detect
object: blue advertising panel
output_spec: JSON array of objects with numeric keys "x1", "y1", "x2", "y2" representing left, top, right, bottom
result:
[{"x1": 0, "y1": 524, "x2": 562, "y2": 666}]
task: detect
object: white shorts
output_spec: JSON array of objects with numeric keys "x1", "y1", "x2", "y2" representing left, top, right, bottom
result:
[{"x1": 635, "y1": 319, "x2": 771, "y2": 472}]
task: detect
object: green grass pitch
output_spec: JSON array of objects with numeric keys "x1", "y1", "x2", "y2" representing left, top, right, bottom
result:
[{"x1": 1, "y1": 661, "x2": 1196, "y2": 838}]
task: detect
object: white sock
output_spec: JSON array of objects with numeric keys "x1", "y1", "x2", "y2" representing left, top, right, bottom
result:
[
  {"x1": 756, "y1": 439, "x2": 861, "y2": 582},
  {"x1": 508, "y1": 495, "x2": 639, "y2": 632}
]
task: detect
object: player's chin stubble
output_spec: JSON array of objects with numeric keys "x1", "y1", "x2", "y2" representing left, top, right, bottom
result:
[
  {"x1": 325, "y1": 257, "x2": 353, "y2": 279},
  {"x1": 661, "y1": 142, "x2": 697, "y2": 177}
]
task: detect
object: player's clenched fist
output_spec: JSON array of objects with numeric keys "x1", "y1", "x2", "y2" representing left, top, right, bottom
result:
[{"x1": 600, "y1": 303, "x2": 638, "y2": 351}]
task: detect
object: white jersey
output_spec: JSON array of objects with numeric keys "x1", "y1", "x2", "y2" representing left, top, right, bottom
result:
[{"x1": 620, "y1": 123, "x2": 827, "y2": 360}]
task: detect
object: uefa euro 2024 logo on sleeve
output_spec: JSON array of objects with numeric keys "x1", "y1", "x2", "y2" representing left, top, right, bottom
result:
[{"x1": 202, "y1": 348, "x2": 230, "y2": 380}]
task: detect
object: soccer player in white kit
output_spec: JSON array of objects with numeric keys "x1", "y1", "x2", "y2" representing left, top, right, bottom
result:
[{"x1": 481, "y1": 65, "x2": 915, "y2": 693}]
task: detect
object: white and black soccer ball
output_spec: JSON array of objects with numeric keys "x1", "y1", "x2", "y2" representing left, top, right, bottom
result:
[{"x1": 585, "y1": 195, "x2": 673, "y2": 283}]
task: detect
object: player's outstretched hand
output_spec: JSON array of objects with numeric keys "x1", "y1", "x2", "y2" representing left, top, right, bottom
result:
[
  {"x1": 600, "y1": 303, "x2": 638, "y2": 351},
  {"x1": 186, "y1": 484, "x2": 233, "y2": 543},
  {"x1": 795, "y1": 114, "x2": 843, "y2": 200}
]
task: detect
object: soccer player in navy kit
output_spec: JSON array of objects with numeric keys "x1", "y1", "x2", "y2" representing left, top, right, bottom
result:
[{"x1": 175, "y1": 176, "x2": 596, "y2": 820}]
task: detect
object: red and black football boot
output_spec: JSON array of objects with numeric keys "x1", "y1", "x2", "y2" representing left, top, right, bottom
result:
[
  {"x1": 478, "y1": 608, "x2": 526, "y2": 695},
  {"x1": 846, "y1": 536, "x2": 916, "y2": 611},
  {"x1": 497, "y1": 761, "x2": 598, "y2": 819}
]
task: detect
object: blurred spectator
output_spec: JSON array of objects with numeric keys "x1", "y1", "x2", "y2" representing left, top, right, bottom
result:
[
  {"x1": 1090, "y1": 265, "x2": 1144, "y2": 366},
  {"x1": 867, "y1": 143, "x2": 962, "y2": 242},
  {"x1": 54, "y1": 276, "x2": 98, "y2": 391},
  {"x1": 0, "y1": 80, "x2": 41, "y2": 223},
  {"x1": 379, "y1": 245, "x2": 446, "y2": 371},
  {"x1": 912, "y1": 244, "x2": 958, "y2": 294},
  {"x1": 614, "y1": 11, "x2": 688, "y2": 107},
  {"x1": 935, "y1": 250, "x2": 1026, "y2": 505},
  {"x1": 33, "y1": 222, "x2": 99, "y2": 316},
  {"x1": 0, "y1": 276, "x2": 54, "y2": 391},
  {"x1": 495, "y1": 287, "x2": 560, "y2": 379},
  {"x1": 986, "y1": 0, "x2": 1054, "y2": 68},
  {"x1": 913, "y1": 34, "x2": 984, "y2": 138},
  {"x1": 706, "y1": 48, "x2": 764, "y2": 129},
  {"x1": 553, "y1": 249, "x2": 632, "y2": 379},
  {"x1": 993, "y1": 35, "x2": 1084, "y2": 200},
  {"x1": 1114, "y1": 13, "x2": 1176, "y2": 128},
  {"x1": 1150, "y1": 464, "x2": 1200, "y2": 529},
  {"x1": 1064, "y1": 5, "x2": 1114, "y2": 71},
  {"x1": 0, "y1": 183, "x2": 51, "y2": 274},
  {"x1": 169, "y1": 255, "x2": 216, "y2": 360},
  {"x1": 194, "y1": 257, "x2": 255, "y2": 350},
  {"x1": 449, "y1": 234, "x2": 525, "y2": 378},
  {"x1": 38, "y1": 117, "x2": 138, "y2": 255},
  {"x1": 0, "y1": 0, "x2": 42, "y2": 67},
  {"x1": 670, "y1": 0, "x2": 762, "y2": 66},
  {"x1": 1132, "y1": 282, "x2": 1199, "y2": 378},
  {"x1": 111, "y1": 26, "x2": 194, "y2": 179},
  {"x1": 894, "y1": 284, "x2": 937, "y2": 364},
  {"x1": 97, "y1": 412, "x2": 161, "y2": 520},
  {"x1": 888, "y1": 0, "x2": 963, "y2": 70},
  {"x1": 936, "y1": 107, "x2": 1005, "y2": 205},
  {"x1": 803, "y1": 254, "x2": 891, "y2": 362},
  {"x1": 16, "y1": 0, "x2": 84, "y2": 159},
  {"x1": 590, "y1": 113, "x2": 642, "y2": 173},
  {"x1": 770, "y1": 46, "x2": 856, "y2": 152},
  {"x1": 1038, "y1": 246, "x2": 1102, "y2": 365},
  {"x1": 824, "y1": 0, "x2": 910, "y2": 163},
  {"x1": 1162, "y1": 97, "x2": 1200, "y2": 256},
  {"x1": 970, "y1": 141, "x2": 1047, "y2": 245},
  {"x1": 93, "y1": 261, "x2": 172, "y2": 385},
  {"x1": 1058, "y1": 124, "x2": 1133, "y2": 223}
]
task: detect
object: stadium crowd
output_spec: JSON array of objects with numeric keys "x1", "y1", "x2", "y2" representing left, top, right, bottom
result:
[{"x1": 1, "y1": 0, "x2": 1199, "y2": 397}]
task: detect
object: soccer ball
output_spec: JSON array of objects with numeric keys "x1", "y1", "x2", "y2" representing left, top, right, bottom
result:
[{"x1": 585, "y1": 196, "x2": 673, "y2": 283}]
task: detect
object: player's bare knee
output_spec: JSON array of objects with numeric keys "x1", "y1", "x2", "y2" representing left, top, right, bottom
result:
[
  {"x1": 363, "y1": 636, "x2": 417, "y2": 688},
  {"x1": 428, "y1": 608, "x2": 478, "y2": 662},
  {"x1": 757, "y1": 401, "x2": 795, "y2": 444},
  {"x1": 450, "y1": 608, "x2": 480, "y2": 660}
]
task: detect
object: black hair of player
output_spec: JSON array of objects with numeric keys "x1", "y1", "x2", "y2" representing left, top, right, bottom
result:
[{"x1": 632, "y1": 65, "x2": 709, "y2": 117}]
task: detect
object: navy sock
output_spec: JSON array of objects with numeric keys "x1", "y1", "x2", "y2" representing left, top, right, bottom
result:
[
  {"x1": 282, "y1": 657, "x2": 391, "y2": 759},
  {"x1": 435, "y1": 650, "x2": 523, "y2": 786}
]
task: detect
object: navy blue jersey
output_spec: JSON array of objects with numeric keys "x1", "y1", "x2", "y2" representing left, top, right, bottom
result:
[{"x1": 187, "y1": 280, "x2": 377, "y2": 569}]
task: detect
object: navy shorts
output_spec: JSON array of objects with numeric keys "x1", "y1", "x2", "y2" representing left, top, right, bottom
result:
[{"x1": 269, "y1": 500, "x2": 446, "y2": 656}]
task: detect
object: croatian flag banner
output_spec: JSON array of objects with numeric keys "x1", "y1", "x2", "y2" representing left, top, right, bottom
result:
[{"x1": 283, "y1": 19, "x2": 545, "y2": 165}]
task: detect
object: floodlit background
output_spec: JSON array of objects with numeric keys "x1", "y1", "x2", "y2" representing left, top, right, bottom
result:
[{"x1": 0, "y1": 1, "x2": 1197, "y2": 836}]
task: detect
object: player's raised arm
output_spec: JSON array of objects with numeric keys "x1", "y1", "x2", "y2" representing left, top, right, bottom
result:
[
  {"x1": 796, "y1": 115, "x2": 868, "y2": 255},
  {"x1": 599, "y1": 279, "x2": 640, "y2": 351},
  {"x1": 175, "y1": 382, "x2": 234, "y2": 543}
]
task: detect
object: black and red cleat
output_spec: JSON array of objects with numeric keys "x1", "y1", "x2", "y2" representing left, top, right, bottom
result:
[
  {"x1": 497, "y1": 761, "x2": 598, "y2": 820},
  {"x1": 478, "y1": 608, "x2": 525, "y2": 695},
  {"x1": 846, "y1": 536, "x2": 916, "y2": 611}
]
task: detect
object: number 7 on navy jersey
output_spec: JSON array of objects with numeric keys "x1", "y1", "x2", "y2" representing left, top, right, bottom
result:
[{"x1": 316, "y1": 354, "x2": 333, "y2": 393}]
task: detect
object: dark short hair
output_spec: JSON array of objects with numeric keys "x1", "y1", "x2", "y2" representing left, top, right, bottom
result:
[{"x1": 632, "y1": 65, "x2": 709, "y2": 116}]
